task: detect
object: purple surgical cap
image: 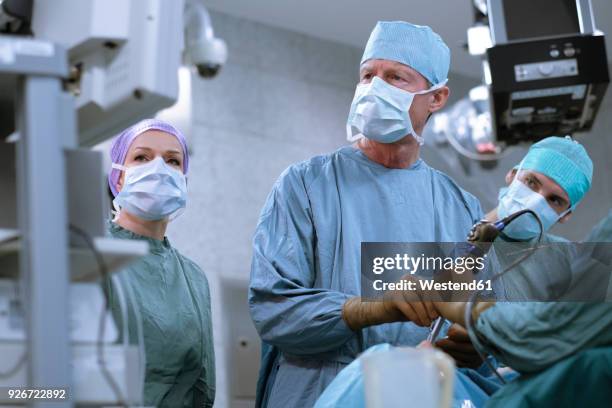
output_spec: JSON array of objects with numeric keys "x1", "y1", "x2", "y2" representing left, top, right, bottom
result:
[{"x1": 108, "y1": 118, "x2": 189, "y2": 197}]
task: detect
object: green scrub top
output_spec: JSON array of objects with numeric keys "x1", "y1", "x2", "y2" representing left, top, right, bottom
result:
[{"x1": 107, "y1": 221, "x2": 215, "y2": 407}]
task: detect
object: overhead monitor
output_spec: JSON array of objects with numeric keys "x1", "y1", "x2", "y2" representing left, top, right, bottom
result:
[
  {"x1": 488, "y1": 0, "x2": 596, "y2": 45},
  {"x1": 504, "y1": 0, "x2": 580, "y2": 41}
]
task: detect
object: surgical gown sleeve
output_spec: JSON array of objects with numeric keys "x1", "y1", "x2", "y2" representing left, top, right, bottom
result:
[
  {"x1": 249, "y1": 166, "x2": 354, "y2": 355},
  {"x1": 474, "y1": 302, "x2": 612, "y2": 373}
]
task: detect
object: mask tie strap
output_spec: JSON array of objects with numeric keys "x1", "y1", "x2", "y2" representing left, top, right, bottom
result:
[
  {"x1": 558, "y1": 207, "x2": 572, "y2": 220},
  {"x1": 346, "y1": 124, "x2": 364, "y2": 143},
  {"x1": 413, "y1": 79, "x2": 449, "y2": 95},
  {"x1": 110, "y1": 163, "x2": 127, "y2": 221},
  {"x1": 111, "y1": 198, "x2": 122, "y2": 222},
  {"x1": 412, "y1": 133, "x2": 425, "y2": 146},
  {"x1": 513, "y1": 158, "x2": 527, "y2": 183}
]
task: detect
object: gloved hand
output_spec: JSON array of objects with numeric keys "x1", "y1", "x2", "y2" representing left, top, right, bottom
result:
[
  {"x1": 342, "y1": 275, "x2": 439, "y2": 331},
  {"x1": 435, "y1": 323, "x2": 483, "y2": 368},
  {"x1": 432, "y1": 302, "x2": 496, "y2": 368}
]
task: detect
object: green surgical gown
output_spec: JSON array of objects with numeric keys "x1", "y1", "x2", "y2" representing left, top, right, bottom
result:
[
  {"x1": 476, "y1": 210, "x2": 612, "y2": 372},
  {"x1": 486, "y1": 347, "x2": 612, "y2": 408},
  {"x1": 249, "y1": 146, "x2": 483, "y2": 407},
  {"x1": 476, "y1": 302, "x2": 612, "y2": 373},
  {"x1": 107, "y1": 221, "x2": 215, "y2": 407},
  {"x1": 587, "y1": 209, "x2": 612, "y2": 242}
]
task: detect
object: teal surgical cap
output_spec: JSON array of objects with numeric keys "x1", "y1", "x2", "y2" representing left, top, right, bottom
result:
[
  {"x1": 518, "y1": 136, "x2": 593, "y2": 208},
  {"x1": 361, "y1": 21, "x2": 450, "y2": 86}
]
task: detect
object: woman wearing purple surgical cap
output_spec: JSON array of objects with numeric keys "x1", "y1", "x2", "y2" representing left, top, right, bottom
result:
[{"x1": 105, "y1": 118, "x2": 215, "y2": 407}]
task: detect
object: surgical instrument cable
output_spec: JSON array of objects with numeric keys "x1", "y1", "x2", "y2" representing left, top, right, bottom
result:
[{"x1": 464, "y1": 209, "x2": 544, "y2": 384}]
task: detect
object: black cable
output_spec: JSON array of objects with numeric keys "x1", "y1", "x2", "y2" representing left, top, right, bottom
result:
[
  {"x1": 68, "y1": 225, "x2": 127, "y2": 407},
  {"x1": 464, "y1": 209, "x2": 544, "y2": 384},
  {"x1": 498, "y1": 208, "x2": 540, "y2": 227}
]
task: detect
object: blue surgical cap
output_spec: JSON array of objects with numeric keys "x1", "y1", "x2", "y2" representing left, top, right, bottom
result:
[
  {"x1": 517, "y1": 136, "x2": 593, "y2": 208},
  {"x1": 361, "y1": 21, "x2": 450, "y2": 86}
]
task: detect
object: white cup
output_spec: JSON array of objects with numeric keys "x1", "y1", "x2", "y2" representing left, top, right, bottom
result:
[{"x1": 362, "y1": 347, "x2": 455, "y2": 408}]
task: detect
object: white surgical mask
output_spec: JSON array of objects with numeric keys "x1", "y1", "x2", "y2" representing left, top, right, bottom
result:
[
  {"x1": 497, "y1": 177, "x2": 569, "y2": 240},
  {"x1": 346, "y1": 76, "x2": 446, "y2": 145},
  {"x1": 112, "y1": 157, "x2": 187, "y2": 221}
]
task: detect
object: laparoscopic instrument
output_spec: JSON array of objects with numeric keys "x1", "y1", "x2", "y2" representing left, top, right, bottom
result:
[{"x1": 427, "y1": 209, "x2": 543, "y2": 345}]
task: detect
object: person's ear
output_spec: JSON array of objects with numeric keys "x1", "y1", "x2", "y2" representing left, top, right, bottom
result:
[
  {"x1": 505, "y1": 169, "x2": 517, "y2": 185},
  {"x1": 115, "y1": 172, "x2": 124, "y2": 193},
  {"x1": 558, "y1": 210, "x2": 572, "y2": 224},
  {"x1": 429, "y1": 86, "x2": 450, "y2": 113}
]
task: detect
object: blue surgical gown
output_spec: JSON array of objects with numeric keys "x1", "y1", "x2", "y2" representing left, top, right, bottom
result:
[{"x1": 249, "y1": 146, "x2": 483, "y2": 407}]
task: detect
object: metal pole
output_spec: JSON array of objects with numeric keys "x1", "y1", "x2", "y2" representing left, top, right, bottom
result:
[{"x1": 16, "y1": 75, "x2": 72, "y2": 408}]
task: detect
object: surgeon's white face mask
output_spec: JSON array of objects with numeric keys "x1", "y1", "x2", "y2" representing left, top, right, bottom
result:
[
  {"x1": 497, "y1": 174, "x2": 570, "y2": 240},
  {"x1": 112, "y1": 157, "x2": 187, "y2": 221},
  {"x1": 346, "y1": 76, "x2": 446, "y2": 145}
]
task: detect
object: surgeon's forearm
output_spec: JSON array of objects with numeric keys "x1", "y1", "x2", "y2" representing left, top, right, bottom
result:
[
  {"x1": 434, "y1": 302, "x2": 467, "y2": 325},
  {"x1": 342, "y1": 297, "x2": 400, "y2": 331},
  {"x1": 434, "y1": 301, "x2": 496, "y2": 327}
]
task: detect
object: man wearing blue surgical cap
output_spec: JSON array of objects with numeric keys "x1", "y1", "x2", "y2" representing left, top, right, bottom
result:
[
  {"x1": 483, "y1": 136, "x2": 594, "y2": 301},
  {"x1": 491, "y1": 135, "x2": 593, "y2": 237},
  {"x1": 249, "y1": 21, "x2": 484, "y2": 407},
  {"x1": 439, "y1": 137, "x2": 595, "y2": 404}
]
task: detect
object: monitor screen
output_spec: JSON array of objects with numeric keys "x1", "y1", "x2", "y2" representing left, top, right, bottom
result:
[{"x1": 503, "y1": 0, "x2": 580, "y2": 41}]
